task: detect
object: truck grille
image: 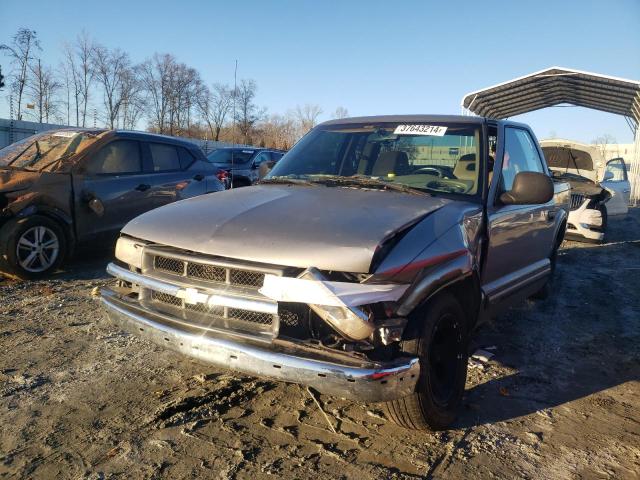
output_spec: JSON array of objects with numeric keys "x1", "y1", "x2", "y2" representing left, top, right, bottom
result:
[
  {"x1": 150, "y1": 290, "x2": 273, "y2": 326},
  {"x1": 570, "y1": 193, "x2": 586, "y2": 210},
  {"x1": 138, "y1": 246, "x2": 283, "y2": 340},
  {"x1": 153, "y1": 254, "x2": 265, "y2": 287}
]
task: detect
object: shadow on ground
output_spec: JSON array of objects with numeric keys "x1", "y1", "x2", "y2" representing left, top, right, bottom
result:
[{"x1": 457, "y1": 208, "x2": 640, "y2": 428}]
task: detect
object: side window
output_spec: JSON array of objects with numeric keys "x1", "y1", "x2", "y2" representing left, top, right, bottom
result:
[
  {"x1": 253, "y1": 152, "x2": 271, "y2": 166},
  {"x1": 271, "y1": 152, "x2": 284, "y2": 161},
  {"x1": 501, "y1": 128, "x2": 544, "y2": 191},
  {"x1": 149, "y1": 143, "x2": 181, "y2": 172},
  {"x1": 178, "y1": 147, "x2": 196, "y2": 169},
  {"x1": 604, "y1": 158, "x2": 627, "y2": 182},
  {"x1": 85, "y1": 140, "x2": 142, "y2": 175}
]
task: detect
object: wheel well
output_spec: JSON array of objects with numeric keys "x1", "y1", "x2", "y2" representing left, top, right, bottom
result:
[
  {"x1": 556, "y1": 220, "x2": 567, "y2": 247},
  {"x1": 406, "y1": 274, "x2": 481, "y2": 333},
  {"x1": 440, "y1": 275, "x2": 482, "y2": 330}
]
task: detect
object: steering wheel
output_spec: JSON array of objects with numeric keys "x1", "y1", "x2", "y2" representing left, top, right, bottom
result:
[
  {"x1": 426, "y1": 180, "x2": 469, "y2": 194},
  {"x1": 413, "y1": 167, "x2": 443, "y2": 178}
]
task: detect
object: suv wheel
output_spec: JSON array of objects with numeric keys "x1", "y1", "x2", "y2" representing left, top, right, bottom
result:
[
  {"x1": 383, "y1": 293, "x2": 468, "y2": 431},
  {"x1": 0, "y1": 215, "x2": 67, "y2": 279}
]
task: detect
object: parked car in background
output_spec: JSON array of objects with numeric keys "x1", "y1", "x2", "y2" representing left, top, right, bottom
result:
[
  {"x1": 102, "y1": 115, "x2": 569, "y2": 431},
  {"x1": 206, "y1": 147, "x2": 285, "y2": 187},
  {"x1": 0, "y1": 129, "x2": 225, "y2": 278},
  {"x1": 541, "y1": 140, "x2": 630, "y2": 242},
  {"x1": 600, "y1": 157, "x2": 631, "y2": 215}
]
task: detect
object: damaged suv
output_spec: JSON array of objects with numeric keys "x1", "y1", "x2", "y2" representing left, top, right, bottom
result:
[
  {"x1": 101, "y1": 115, "x2": 569, "y2": 430},
  {"x1": 0, "y1": 129, "x2": 224, "y2": 278}
]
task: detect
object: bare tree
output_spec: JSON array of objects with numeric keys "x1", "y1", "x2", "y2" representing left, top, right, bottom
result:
[
  {"x1": 138, "y1": 53, "x2": 204, "y2": 136},
  {"x1": 197, "y1": 83, "x2": 233, "y2": 141},
  {"x1": 27, "y1": 59, "x2": 60, "y2": 123},
  {"x1": 138, "y1": 53, "x2": 171, "y2": 133},
  {"x1": 295, "y1": 103, "x2": 323, "y2": 134},
  {"x1": 258, "y1": 113, "x2": 298, "y2": 150},
  {"x1": 592, "y1": 134, "x2": 617, "y2": 160},
  {"x1": 92, "y1": 44, "x2": 130, "y2": 128},
  {"x1": 76, "y1": 32, "x2": 94, "y2": 127},
  {"x1": 0, "y1": 28, "x2": 40, "y2": 120},
  {"x1": 118, "y1": 67, "x2": 144, "y2": 130},
  {"x1": 58, "y1": 60, "x2": 72, "y2": 125},
  {"x1": 166, "y1": 62, "x2": 202, "y2": 135},
  {"x1": 233, "y1": 79, "x2": 265, "y2": 144},
  {"x1": 332, "y1": 106, "x2": 349, "y2": 119}
]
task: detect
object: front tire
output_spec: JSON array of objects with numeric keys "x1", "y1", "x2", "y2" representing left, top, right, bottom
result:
[
  {"x1": 383, "y1": 293, "x2": 469, "y2": 431},
  {"x1": 0, "y1": 215, "x2": 67, "y2": 280}
]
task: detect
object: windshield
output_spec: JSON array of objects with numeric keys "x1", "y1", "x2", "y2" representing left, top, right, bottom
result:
[
  {"x1": 207, "y1": 149, "x2": 256, "y2": 164},
  {"x1": 266, "y1": 122, "x2": 482, "y2": 196},
  {"x1": 0, "y1": 130, "x2": 102, "y2": 172}
]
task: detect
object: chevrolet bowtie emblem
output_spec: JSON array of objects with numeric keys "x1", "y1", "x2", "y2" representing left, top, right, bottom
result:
[{"x1": 176, "y1": 287, "x2": 208, "y2": 305}]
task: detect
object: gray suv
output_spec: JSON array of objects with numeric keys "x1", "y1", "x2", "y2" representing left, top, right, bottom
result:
[{"x1": 206, "y1": 147, "x2": 285, "y2": 187}]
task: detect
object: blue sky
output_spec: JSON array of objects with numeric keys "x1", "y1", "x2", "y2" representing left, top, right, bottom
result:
[{"x1": 1, "y1": 0, "x2": 639, "y2": 142}]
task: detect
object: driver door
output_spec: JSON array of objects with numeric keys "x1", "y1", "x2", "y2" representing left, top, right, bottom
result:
[
  {"x1": 482, "y1": 126, "x2": 557, "y2": 313},
  {"x1": 72, "y1": 139, "x2": 156, "y2": 245}
]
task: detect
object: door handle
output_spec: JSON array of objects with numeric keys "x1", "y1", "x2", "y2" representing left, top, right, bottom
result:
[
  {"x1": 193, "y1": 174, "x2": 204, "y2": 181},
  {"x1": 135, "y1": 183, "x2": 151, "y2": 192}
]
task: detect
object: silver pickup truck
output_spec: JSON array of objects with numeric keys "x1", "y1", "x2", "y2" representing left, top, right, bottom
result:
[{"x1": 101, "y1": 115, "x2": 569, "y2": 431}]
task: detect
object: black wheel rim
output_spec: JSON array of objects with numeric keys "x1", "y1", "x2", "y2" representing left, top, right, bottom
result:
[{"x1": 427, "y1": 313, "x2": 463, "y2": 406}]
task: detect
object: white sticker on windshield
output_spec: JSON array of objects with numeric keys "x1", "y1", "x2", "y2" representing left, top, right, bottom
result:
[
  {"x1": 393, "y1": 125, "x2": 447, "y2": 136},
  {"x1": 52, "y1": 131, "x2": 77, "y2": 138}
]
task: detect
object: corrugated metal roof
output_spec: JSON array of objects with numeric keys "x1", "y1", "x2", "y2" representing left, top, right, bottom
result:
[{"x1": 461, "y1": 67, "x2": 640, "y2": 129}]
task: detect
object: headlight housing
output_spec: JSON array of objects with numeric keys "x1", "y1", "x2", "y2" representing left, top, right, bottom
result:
[{"x1": 114, "y1": 236, "x2": 146, "y2": 270}]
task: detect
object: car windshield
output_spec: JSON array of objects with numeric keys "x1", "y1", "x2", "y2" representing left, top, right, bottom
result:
[
  {"x1": 207, "y1": 149, "x2": 256, "y2": 164},
  {"x1": 0, "y1": 130, "x2": 102, "y2": 172},
  {"x1": 266, "y1": 122, "x2": 482, "y2": 196}
]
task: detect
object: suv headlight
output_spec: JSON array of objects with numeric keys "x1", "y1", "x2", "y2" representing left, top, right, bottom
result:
[{"x1": 114, "y1": 236, "x2": 146, "y2": 270}]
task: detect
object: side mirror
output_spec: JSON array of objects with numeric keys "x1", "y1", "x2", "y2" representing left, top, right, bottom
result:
[
  {"x1": 259, "y1": 161, "x2": 276, "y2": 180},
  {"x1": 602, "y1": 171, "x2": 614, "y2": 181},
  {"x1": 499, "y1": 171, "x2": 554, "y2": 205}
]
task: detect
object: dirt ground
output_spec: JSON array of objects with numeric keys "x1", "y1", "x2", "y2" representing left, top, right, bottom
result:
[{"x1": 1, "y1": 209, "x2": 639, "y2": 480}]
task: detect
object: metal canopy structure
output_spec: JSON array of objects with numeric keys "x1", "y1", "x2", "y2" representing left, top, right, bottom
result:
[{"x1": 461, "y1": 66, "x2": 640, "y2": 203}]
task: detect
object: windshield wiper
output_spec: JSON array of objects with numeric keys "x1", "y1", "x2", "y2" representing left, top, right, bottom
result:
[
  {"x1": 306, "y1": 174, "x2": 431, "y2": 196},
  {"x1": 259, "y1": 176, "x2": 315, "y2": 186}
]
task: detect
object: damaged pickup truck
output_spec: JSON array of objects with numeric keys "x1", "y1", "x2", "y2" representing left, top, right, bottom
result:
[{"x1": 101, "y1": 115, "x2": 569, "y2": 431}]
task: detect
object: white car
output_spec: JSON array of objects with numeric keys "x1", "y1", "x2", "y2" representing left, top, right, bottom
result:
[
  {"x1": 541, "y1": 141, "x2": 630, "y2": 242},
  {"x1": 600, "y1": 157, "x2": 631, "y2": 216}
]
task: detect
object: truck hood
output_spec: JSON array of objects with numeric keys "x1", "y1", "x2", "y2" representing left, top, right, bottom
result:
[{"x1": 122, "y1": 184, "x2": 450, "y2": 273}]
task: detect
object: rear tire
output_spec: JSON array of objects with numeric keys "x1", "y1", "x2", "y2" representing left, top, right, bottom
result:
[
  {"x1": 383, "y1": 293, "x2": 468, "y2": 431},
  {"x1": 0, "y1": 215, "x2": 67, "y2": 280}
]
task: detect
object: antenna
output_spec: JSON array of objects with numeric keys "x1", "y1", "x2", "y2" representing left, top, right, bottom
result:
[{"x1": 231, "y1": 59, "x2": 238, "y2": 189}]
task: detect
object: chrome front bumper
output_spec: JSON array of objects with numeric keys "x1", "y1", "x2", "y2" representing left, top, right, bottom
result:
[{"x1": 101, "y1": 288, "x2": 420, "y2": 403}]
